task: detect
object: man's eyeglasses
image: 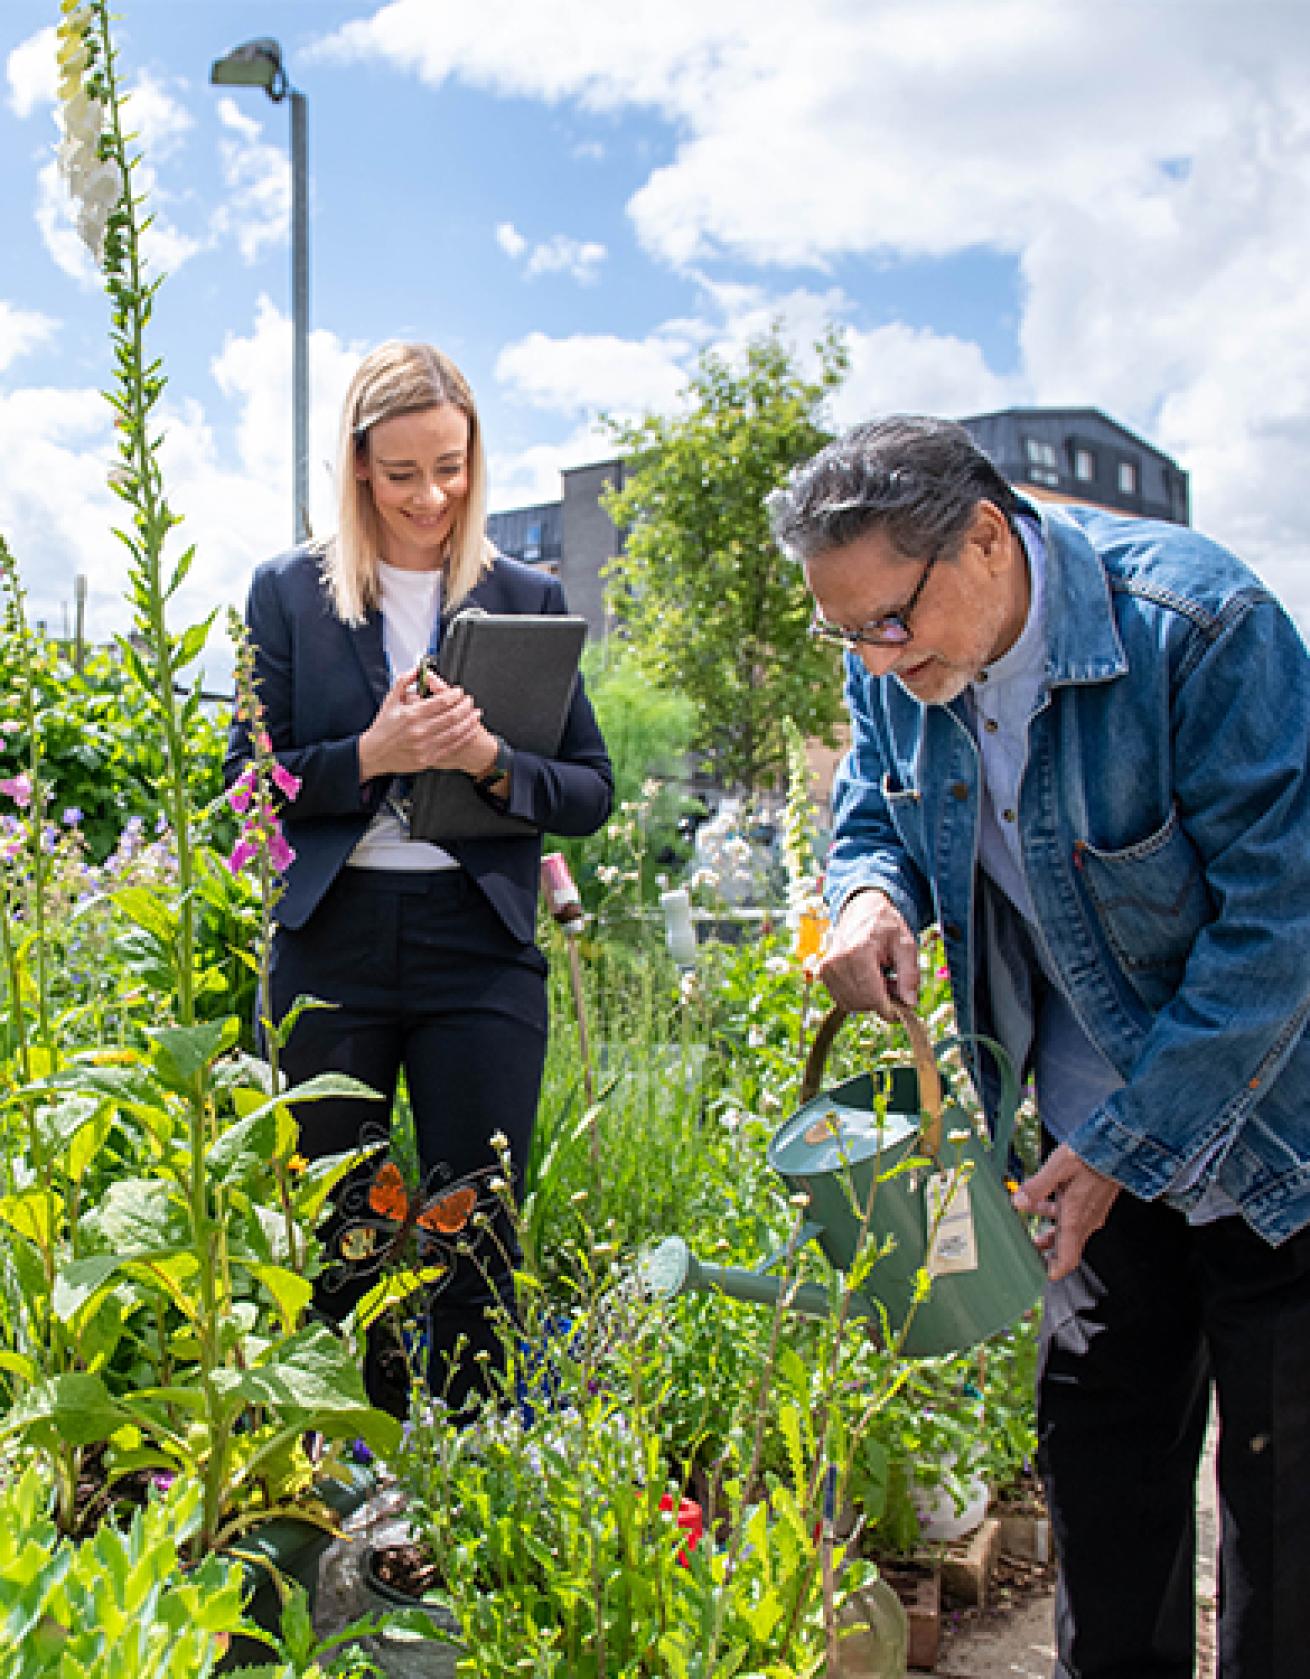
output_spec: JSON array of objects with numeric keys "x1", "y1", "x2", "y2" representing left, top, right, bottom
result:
[{"x1": 808, "y1": 546, "x2": 943, "y2": 651}]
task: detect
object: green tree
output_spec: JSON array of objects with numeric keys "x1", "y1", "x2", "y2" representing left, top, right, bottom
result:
[{"x1": 603, "y1": 327, "x2": 849, "y2": 795}]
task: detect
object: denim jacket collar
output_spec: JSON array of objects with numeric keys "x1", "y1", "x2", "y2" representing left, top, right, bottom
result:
[{"x1": 1034, "y1": 505, "x2": 1128, "y2": 688}]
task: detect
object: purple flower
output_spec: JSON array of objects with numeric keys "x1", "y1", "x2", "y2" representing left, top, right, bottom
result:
[
  {"x1": 268, "y1": 830, "x2": 296, "y2": 872},
  {"x1": 63, "y1": 806, "x2": 83, "y2": 826},
  {"x1": 0, "y1": 773, "x2": 32, "y2": 808},
  {"x1": 227, "y1": 776, "x2": 254, "y2": 816},
  {"x1": 271, "y1": 762, "x2": 301, "y2": 801},
  {"x1": 225, "y1": 837, "x2": 259, "y2": 875}
]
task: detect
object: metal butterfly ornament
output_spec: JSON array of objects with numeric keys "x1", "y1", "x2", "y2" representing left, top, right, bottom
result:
[{"x1": 332, "y1": 1157, "x2": 497, "y2": 1279}]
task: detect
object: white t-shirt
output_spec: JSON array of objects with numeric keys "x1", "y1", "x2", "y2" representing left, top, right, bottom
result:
[{"x1": 347, "y1": 561, "x2": 459, "y2": 871}]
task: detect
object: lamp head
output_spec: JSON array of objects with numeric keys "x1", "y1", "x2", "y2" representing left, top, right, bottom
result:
[{"x1": 210, "y1": 37, "x2": 287, "y2": 99}]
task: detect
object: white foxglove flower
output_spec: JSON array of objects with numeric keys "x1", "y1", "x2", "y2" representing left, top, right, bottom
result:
[{"x1": 54, "y1": 2, "x2": 123, "y2": 261}]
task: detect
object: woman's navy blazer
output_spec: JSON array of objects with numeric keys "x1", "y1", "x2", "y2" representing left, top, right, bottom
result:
[{"x1": 225, "y1": 544, "x2": 613, "y2": 943}]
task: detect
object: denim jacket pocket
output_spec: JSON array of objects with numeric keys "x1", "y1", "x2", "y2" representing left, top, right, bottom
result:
[{"x1": 1077, "y1": 806, "x2": 1214, "y2": 1010}]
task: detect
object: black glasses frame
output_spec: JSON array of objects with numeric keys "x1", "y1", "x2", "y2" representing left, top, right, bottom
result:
[{"x1": 808, "y1": 545, "x2": 943, "y2": 652}]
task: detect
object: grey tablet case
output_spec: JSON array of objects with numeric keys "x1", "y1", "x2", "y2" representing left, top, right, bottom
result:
[{"x1": 407, "y1": 610, "x2": 588, "y2": 841}]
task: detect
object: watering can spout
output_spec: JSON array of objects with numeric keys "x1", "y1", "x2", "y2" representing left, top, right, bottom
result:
[{"x1": 638, "y1": 1236, "x2": 836, "y2": 1320}]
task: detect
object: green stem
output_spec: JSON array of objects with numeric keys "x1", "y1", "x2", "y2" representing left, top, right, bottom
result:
[{"x1": 91, "y1": 0, "x2": 224, "y2": 1546}]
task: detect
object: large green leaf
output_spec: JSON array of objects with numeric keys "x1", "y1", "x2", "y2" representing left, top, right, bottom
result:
[
  {"x1": 148, "y1": 1018, "x2": 240, "y2": 1091},
  {"x1": 84, "y1": 1178, "x2": 188, "y2": 1257},
  {"x1": 205, "y1": 1106, "x2": 277, "y2": 1177},
  {"x1": 2, "y1": 1372, "x2": 127, "y2": 1447},
  {"x1": 213, "y1": 1324, "x2": 401, "y2": 1455},
  {"x1": 110, "y1": 884, "x2": 178, "y2": 945}
]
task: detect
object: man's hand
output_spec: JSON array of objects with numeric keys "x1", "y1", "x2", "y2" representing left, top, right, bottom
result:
[
  {"x1": 817, "y1": 889, "x2": 920, "y2": 1020},
  {"x1": 1012, "y1": 1144, "x2": 1121, "y2": 1281}
]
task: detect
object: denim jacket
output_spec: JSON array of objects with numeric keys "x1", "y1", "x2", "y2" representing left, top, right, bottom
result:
[{"x1": 825, "y1": 504, "x2": 1310, "y2": 1243}]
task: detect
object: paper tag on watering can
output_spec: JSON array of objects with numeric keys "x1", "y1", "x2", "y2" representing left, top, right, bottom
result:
[{"x1": 925, "y1": 1169, "x2": 979, "y2": 1277}]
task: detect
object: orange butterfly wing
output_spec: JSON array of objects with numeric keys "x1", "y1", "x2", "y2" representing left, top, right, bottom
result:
[
  {"x1": 367, "y1": 1161, "x2": 412, "y2": 1223},
  {"x1": 417, "y1": 1184, "x2": 478, "y2": 1236}
]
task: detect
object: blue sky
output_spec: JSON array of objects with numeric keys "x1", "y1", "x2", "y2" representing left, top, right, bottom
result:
[{"x1": 2, "y1": 0, "x2": 1308, "y2": 656}]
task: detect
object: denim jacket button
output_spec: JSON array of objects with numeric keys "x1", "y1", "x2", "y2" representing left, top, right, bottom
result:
[
  {"x1": 949, "y1": 781, "x2": 969, "y2": 801},
  {"x1": 944, "y1": 921, "x2": 963, "y2": 941}
]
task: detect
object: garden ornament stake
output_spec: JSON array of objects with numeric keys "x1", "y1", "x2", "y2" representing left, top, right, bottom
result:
[
  {"x1": 639, "y1": 1005, "x2": 1046, "y2": 1358},
  {"x1": 541, "y1": 851, "x2": 597, "y2": 1114}
]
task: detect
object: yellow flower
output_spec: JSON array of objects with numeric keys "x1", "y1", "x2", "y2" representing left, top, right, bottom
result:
[{"x1": 285, "y1": 1153, "x2": 308, "y2": 1175}]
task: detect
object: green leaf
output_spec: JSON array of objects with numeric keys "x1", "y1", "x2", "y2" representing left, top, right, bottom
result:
[
  {"x1": 242, "y1": 1262, "x2": 312, "y2": 1335},
  {"x1": 206, "y1": 1105, "x2": 278, "y2": 1177},
  {"x1": 148, "y1": 1017, "x2": 239, "y2": 1090},
  {"x1": 111, "y1": 884, "x2": 178, "y2": 945},
  {"x1": 52, "y1": 1255, "x2": 121, "y2": 1324},
  {"x1": 237, "y1": 1071, "x2": 387, "y2": 1131},
  {"x1": 0, "y1": 1188, "x2": 61, "y2": 1250},
  {"x1": 3, "y1": 1372, "x2": 127, "y2": 1448},
  {"x1": 85, "y1": 1178, "x2": 188, "y2": 1257}
]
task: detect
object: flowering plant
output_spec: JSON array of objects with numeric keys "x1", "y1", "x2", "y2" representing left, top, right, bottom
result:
[{"x1": 0, "y1": 0, "x2": 398, "y2": 1563}]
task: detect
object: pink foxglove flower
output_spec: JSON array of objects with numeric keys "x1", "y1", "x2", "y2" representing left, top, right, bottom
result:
[
  {"x1": 225, "y1": 837, "x2": 259, "y2": 876},
  {"x1": 268, "y1": 830, "x2": 296, "y2": 873},
  {"x1": 0, "y1": 773, "x2": 32, "y2": 808},
  {"x1": 226, "y1": 766, "x2": 257, "y2": 816},
  {"x1": 271, "y1": 763, "x2": 302, "y2": 800}
]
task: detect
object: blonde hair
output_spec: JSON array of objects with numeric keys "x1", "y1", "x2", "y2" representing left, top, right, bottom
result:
[{"x1": 322, "y1": 340, "x2": 491, "y2": 625}]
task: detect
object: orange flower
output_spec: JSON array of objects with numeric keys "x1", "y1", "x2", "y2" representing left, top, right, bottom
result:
[{"x1": 795, "y1": 906, "x2": 829, "y2": 968}]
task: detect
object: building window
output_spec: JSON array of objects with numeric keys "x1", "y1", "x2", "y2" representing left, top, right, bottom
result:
[
  {"x1": 1024, "y1": 436, "x2": 1060, "y2": 487},
  {"x1": 524, "y1": 521, "x2": 541, "y2": 562},
  {"x1": 1073, "y1": 446, "x2": 1097, "y2": 483},
  {"x1": 1117, "y1": 459, "x2": 1139, "y2": 496}
]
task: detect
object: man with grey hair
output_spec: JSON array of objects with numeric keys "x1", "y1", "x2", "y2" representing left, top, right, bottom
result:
[{"x1": 769, "y1": 417, "x2": 1310, "y2": 1679}]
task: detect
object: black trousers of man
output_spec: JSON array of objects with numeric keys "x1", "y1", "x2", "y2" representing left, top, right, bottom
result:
[
  {"x1": 1039, "y1": 1192, "x2": 1310, "y2": 1679},
  {"x1": 268, "y1": 866, "x2": 548, "y2": 1416}
]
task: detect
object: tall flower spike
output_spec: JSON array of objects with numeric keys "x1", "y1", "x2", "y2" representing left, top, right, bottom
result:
[{"x1": 54, "y1": 0, "x2": 124, "y2": 262}]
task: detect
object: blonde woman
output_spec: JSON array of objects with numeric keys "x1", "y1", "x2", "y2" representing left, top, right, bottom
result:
[{"x1": 226, "y1": 341, "x2": 612, "y2": 1414}]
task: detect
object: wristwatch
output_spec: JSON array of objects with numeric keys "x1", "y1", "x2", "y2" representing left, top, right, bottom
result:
[{"x1": 473, "y1": 735, "x2": 513, "y2": 788}]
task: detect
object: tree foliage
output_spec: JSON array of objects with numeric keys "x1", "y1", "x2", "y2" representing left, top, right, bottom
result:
[{"x1": 603, "y1": 328, "x2": 849, "y2": 794}]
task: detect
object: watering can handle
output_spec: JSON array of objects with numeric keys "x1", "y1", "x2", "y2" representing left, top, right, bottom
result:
[
  {"x1": 800, "y1": 1004, "x2": 945, "y2": 1155},
  {"x1": 934, "y1": 1032, "x2": 1028, "y2": 1173}
]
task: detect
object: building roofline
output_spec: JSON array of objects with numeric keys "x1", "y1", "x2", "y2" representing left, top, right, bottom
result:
[{"x1": 959, "y1": 405, "x2": 1180, "y2": 467}]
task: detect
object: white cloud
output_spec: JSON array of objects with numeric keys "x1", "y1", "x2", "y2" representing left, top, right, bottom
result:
[
  {"x1": 0, "y1": 299, "x2": 367, "y2": 653},
  {"x1": 496, "y1": 221, "x2": 607, "y2": 284},
  {"x1": 495, "y1": 221, "x2": 527, "y2": 260},
  {"x1": 6, "y1": 26, "x2": 56, "y2": 118},
  {"x1": 209, "y1": 97, "x2": 290, "y2": 265},
  {"x1": 833, "y1": 323, "x2": 1015, "y2": 428},
  {"x1": 0, "y1": 299, "x2": 58, "y2": 373},
  {"x1": 525, "y1": 234, "x2": 606, "y2": 284},
  {"x1": 317, "y1": 0, "x2": 1310, "y2": 634},
  {"x1": 209, "y1": 294, "x2": 366, "y2": 540},
  {"x1": 488, "y1": 421, "x2": 615, "y2": 513},
  {"x1": 121, "y1": 70, "x2": 194, "y2": 160},
  {"x1": 0, "y1": 383, "x2": 123, "y2": 639},
  {"x1": 495, "y1": 328, "x2": 694, "y2": 420}
]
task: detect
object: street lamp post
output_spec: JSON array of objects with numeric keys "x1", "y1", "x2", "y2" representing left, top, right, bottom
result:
[{"x1": 210, "y1": 37, "x2": 310, "y2": 545}]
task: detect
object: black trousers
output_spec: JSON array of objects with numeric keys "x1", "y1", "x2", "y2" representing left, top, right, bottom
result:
[
  {"x1": 268, "y1": 867, "x2": 548, "y2": 1413},
  {"x1": 1039, "y1": 1192, "x2": 1310, "y2": 1679}
]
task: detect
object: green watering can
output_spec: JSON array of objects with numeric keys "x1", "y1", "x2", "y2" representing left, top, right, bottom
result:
[{"x1": 640, "y1": 1007, "x2": 1047, "y2": 1358}]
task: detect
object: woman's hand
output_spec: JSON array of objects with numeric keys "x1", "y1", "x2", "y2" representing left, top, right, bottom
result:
[{"x1": 358, "y1": 668, "x2": 498, "y2": 782}]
